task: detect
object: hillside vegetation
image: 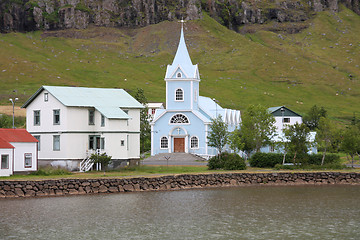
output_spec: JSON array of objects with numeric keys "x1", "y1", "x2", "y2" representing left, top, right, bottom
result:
[{"x1": 0, "y1": 7, "x2": 359, "y2": 123}]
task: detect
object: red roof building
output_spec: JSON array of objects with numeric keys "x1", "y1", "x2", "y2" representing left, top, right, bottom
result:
[
  {"x1": 0, "y1": 129, "x2": 38, "y2": 176},
  {"x1": 0, "y1": 129, "x2": 38, "y2": 143}
]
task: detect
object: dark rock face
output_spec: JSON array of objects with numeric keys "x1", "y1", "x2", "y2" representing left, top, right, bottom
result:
[
  {"x1": 0, "y1": 172, "x2": 359, "y2": 198},
  {"x1": 0, "y1": 0, "x2": 202, "y2": 32},
  {"x1": 0, "y1": 0, "x2": 359, "y2": 33}
]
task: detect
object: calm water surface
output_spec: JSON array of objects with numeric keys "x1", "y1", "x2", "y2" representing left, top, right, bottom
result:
[{"x1": 1, "y1": 185, "x2": 360, "y2": 239}]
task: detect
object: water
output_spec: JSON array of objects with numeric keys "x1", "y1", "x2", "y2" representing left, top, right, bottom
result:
[{"x1": 1, "y1": 185, "x2": 360, "y2": 239}]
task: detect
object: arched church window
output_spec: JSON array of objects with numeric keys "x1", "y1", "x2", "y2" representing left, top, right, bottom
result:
[
  {"x1": 175, "y1": 89, "x2": 183, "y2": 101},
  {"x1": 190, "y1": 136, "x2": 199, "y2": 149},
  {"x1": 160, "y1": 136, "x2": 168, "y2": 149},
  {"x1": 170, "y1": 114, "x2": 189, "y2": 124},
  {"x1": 177, "y1": 72, "x2": 182, "y2": 78}
]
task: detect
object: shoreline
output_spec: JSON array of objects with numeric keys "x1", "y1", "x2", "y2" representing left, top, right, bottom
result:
[{"x1": 1, "y1": 171, "x2": 360, "y2": 198}]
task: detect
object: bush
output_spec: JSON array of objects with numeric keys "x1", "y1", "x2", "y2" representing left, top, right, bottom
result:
[
  {"x1": 250, "y1": 152, "x2": 341, "y2": 168},
  {"x1": 274, "y1": 163, "x2": 347, "y2": 170},
  {"x1": 307, "y1": 153, "x2": 341, "y2": 165},
  {"x1": 249, "y1": 152, "x2": 283, "y2": 168},
  {"x1": 208, "y1": 152, "x2": 246, "y2": 170},
  {"x1": 29, "y1": 167, "x2": 72, "y2": 176}
]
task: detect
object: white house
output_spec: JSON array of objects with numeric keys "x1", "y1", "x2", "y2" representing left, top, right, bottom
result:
[
  {"x1": 0, "y1": 129, "x2": 38, "y2": 176},
  {"x1": 22, "y1": 86, "x2": 144, "y2": 171},
  {"x1": 146, "y1": 102, "x2": 164, "y2": 121},
  {"x1": 151, "y1": 24, "x2": 241, "y2": 158},
  {"x1": 268, "y1": 106, "x2": 303, "y2": 131},
  {"x1": 261, "y1": 106, "x2": 317, "y2": 154}
]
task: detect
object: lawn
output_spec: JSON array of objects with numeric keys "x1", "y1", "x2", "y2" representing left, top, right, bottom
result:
[{"x1": 1, "y1": 165, "x2": 359, "y2": 181}]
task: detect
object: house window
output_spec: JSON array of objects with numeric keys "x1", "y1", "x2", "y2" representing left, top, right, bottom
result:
[
  {"x1": 24, "y1": 153, "x2": 32, "y2": 168},
  {"x1": 190, "y1": 136, "x2": 199, "y2": 149},
  {"x1": 44, "y1": 93, "x2": 48, "y2": 102},
  {"x1": 101, "y1": 114, "x2": 105, "y2": 127},
  {"x1": 34, "y1": 135, "x2": 40, "y2": 151},
  {"x1": 127, "y1": 135, "x2": 129, "y2": 150},
  {"x1": 34, "y1": 110, "x2": 40, "y2": 126},
  {"x1": 1, "y1": 155, "x2": 9, "y2": 169},
  {"x1": 283, "y1": 118, "x2": 290, "y2": 123},
  {"x1": 121, "y1": 140, "x2": 125, "y2": 146},
  {"x1": 177, "y1": 72, "x2": 182, "y2": 78},
  {"x1": 53, "y1": 135, "x2": 60, "y2": 151},
  {"x1": 89, "y1": 109, "x2": 95, "y2": 125},
  {"x1": 170, "y1": 114, "x2": 189, "y2": 124},
  {"x1": 53, "y1": 109, "x2": 60, "y2": 125},
  {"x1": 270, "y1": 145, "x2": 275, "y2": 152},
  {"x1": 124, "y1": 110, "x2": 129, "y2": 126},
  {"x1": 175, "y1": 89, "x2": 183, "y2": 101},
  {"x1": 152, "y1": 109, "x2": 156, "y2": 115},
  {"x1": 100, "y1": 138, "x2": 105, "y2": 150},
  {"x1": 160, "y1": 136, "x2": 168, "y2": 149}
]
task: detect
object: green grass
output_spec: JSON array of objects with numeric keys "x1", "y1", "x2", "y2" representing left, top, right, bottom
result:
[
  {"x1": 0, "y1": 9, "x2": 359, "y2": 124},
  {"x1": 1, "y1": 165, "x2": 359, "y2": 181}
]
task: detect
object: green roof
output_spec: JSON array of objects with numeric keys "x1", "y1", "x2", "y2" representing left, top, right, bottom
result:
[
  {"x1": 22, "y1": 86, "x2": 143, "y2": 119},
  {"x1": 267, "y1": 106, "x2": 302, "y2": 117}
]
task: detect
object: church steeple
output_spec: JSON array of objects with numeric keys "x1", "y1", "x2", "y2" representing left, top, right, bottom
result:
[{"x1": 165, "y1": 23, "x2": 199, "y2": 80}]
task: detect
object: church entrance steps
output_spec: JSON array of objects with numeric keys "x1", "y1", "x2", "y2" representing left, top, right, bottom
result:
[{"x1": 142, "y1": 153, "x2": 207, "y2": 166}]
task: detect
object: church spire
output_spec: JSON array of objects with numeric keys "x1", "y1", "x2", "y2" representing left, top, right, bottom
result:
[
  {"x1": 171, "y1": 21, "x2": 193, "y2": 67},
  {"x1": 165, "y1": 21, "x2": 199, "y2": 80}
]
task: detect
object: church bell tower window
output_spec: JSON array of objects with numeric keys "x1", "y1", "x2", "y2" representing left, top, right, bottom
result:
[{"x1": 175, "y1": 89, "x2": 184, "y2": 101}]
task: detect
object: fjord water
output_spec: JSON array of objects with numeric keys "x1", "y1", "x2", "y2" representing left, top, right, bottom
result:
[{"x1": 1, "y1": 185, "x2": 359, "y2": 239}]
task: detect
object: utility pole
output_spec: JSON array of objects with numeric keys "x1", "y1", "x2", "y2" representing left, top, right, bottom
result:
[{"x1": 9, "y1": 97, "x2": 18, "y2": 129}]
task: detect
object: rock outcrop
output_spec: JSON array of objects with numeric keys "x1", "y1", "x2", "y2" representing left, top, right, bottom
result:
[{"x1": 0, "y1": 0, "x2": 359, "y2": 33}]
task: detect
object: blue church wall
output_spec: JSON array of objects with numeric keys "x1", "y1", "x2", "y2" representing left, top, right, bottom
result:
[
  {"x1": 167, "y1": 80, "x2": 199, "y2": 110},
  {"x1": 260, "y1": 145, "x2": 318, "y2": 155},
  {"x1": 152, "y1": 111, "x2": 214, "y2": 156}
]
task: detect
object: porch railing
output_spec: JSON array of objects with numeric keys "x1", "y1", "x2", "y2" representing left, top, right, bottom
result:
[{"x1": 79, "y1": 149, "x2": 104, "y2": 172}]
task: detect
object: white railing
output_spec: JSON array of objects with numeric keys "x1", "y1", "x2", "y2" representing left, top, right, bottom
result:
[
  {"x1": 188, "y1": 147, "x2": 217, "y2": 160},
  {"x1": 79, "y1": 149, "x2": 104, "y2": 172}
]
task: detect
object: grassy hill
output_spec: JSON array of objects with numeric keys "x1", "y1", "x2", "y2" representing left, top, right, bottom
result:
[{"x1": 0, "y1": 7, "x2": 359, "y2": 123}]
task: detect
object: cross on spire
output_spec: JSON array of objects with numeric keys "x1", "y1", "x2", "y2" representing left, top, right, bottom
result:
[{"x1": 178, "y1": 18, "x2": 187, "y2": 29}]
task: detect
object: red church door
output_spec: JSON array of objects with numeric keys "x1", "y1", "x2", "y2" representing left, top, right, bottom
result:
[{"x1": 174, "y1": 138, "x2": 185, "y2": 153}]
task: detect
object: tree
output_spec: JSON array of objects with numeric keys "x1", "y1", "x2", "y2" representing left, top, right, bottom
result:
[
  {"x1": 89, "y1": 153, "x2": 112, "y2": 176},
  {"x1": 303, "y1": 105, "x2": 327, "y2": 130},
  {"x1": 0, "y1": 114, "x2": 12, "y2": 128},
  {"x1": 316, "y1": 117, "x2": 337, "y2": 165},
  {"x1": 235, "y1": 104, "x2": 276, "y2": 154},
  {"x1": 283, "y1": 123, "x2": 311, "y2": 164},
  {"x1": 208, "y1": 115, "x2": 229, "y2": 156},
  {"x1": 133, "y1": 88, "x2": 151, "y2": 153},
  {"x1": 341, "y1": 126, "x2": 360, "y2": 167}
]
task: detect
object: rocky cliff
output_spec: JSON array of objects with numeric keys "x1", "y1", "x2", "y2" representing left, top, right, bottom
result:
[{"x1": 0, "y1": 0, "x2": 359, "y2": 33}]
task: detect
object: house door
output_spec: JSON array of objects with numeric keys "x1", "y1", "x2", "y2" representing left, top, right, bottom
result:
[
  {"x1": 174, "y1": 138, "x2": 185, "y2": 153},
  {"x1": 89, "y1": 136, "x2": 104, "y2": 150}
]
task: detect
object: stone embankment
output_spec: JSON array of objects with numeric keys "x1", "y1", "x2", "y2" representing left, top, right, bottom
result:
[{"x1": 1, "y1": 172, "x2": 360, "y2": 198}]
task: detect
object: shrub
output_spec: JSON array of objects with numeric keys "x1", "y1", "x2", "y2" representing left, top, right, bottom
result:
[
  {"x1": 249, "y1": 152, "x2": 283, "y2": 168},
  {"x1": 307, "y1": 153, "x2": 341, "y2": 165},
  {"x1": 30, "y1": 167, "x2": 72, "y2": 176},
  {"x1": 250, "y1": 152, "x2": 341, "y2": 168},
  {"x1": 274, "y1": 163, "x2": 347, "y2": 170},
  {"x1": 208, "y1": 152, "x2": 246, "y2": 170}
]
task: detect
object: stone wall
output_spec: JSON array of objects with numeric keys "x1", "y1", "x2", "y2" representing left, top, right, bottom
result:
[{"x1": 1, "y1": 172, "x2": 360, "y2": 198}]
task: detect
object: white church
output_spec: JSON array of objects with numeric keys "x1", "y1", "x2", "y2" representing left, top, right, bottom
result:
[{"x1": 150, "y1": 23, "x2": 241, "y2": 159}]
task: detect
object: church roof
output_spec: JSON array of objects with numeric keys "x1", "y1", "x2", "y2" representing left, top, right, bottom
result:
[
  {"x1": 198, "y1": 96, "x2": 241, "y2": 125},
  {"x1": 165, "y1": 25, "x2": 199, "y2": 79}
]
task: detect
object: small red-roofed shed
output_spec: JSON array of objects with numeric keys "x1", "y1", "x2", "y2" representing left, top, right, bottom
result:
[{"x1": 0, "y1": 129, "x2": 38, "y2": 176}]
